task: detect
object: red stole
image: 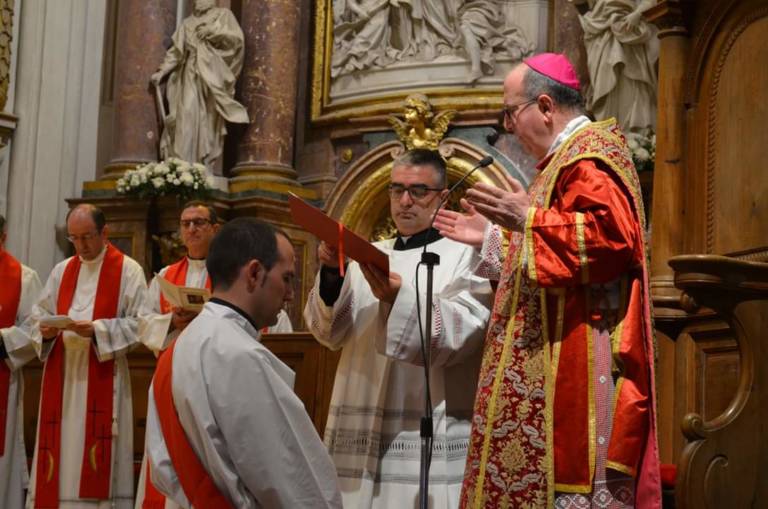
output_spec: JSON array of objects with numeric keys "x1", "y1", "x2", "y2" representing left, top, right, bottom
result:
[
  {"x1": 34, "y1": 244, "x2": 124, "y2": 508},
  {"x1": 152, "y1": 339, "x2": 233, "y2": 508},
  {"x1": 0, "y1": 251, "x2": 22, "y2": 456},
  {"x1": 158, "y1": 257, "x2": 211, "y2": 314},
  {"x1": 144, "y1": 256, "x2": 211, "y2": 507}
]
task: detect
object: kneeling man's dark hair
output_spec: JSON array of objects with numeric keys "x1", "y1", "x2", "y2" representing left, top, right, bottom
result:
[{"x1": 207, "y1": 218, "x2": 288, "y2": 291}]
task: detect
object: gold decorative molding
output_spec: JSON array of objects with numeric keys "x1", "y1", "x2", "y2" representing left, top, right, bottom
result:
[
  {"x1": 83, "y1": 179, "x2": 118, "y2": 191},
  {"x1": 0, "y1": 0, "x2": 13, "y2": 113},
  {"x1": 85, "y1": 171, "x2": 320, "y2": 199},
  {"x1": 228, "y1": 179, "x2": 318, "y2": 199},
  {"x1": 311, "y1": 0, "x2": 508, "y2": 125}
]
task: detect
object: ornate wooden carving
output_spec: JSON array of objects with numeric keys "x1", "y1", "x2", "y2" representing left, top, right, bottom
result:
[
  {"x1": 650, "y1": 0, "x2": 768, "y2": 467},
  {"x1": 669, "y1": 255, "x2": 768, "y2": 508}
]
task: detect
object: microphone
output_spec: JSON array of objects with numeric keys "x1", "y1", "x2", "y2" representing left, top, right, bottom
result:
[
  {"x1": 414, "y1": 154, "x2": 494, "y2": 506},
  {"x1": 426, "y1": 155, "x2": 494, "y2": 245}
]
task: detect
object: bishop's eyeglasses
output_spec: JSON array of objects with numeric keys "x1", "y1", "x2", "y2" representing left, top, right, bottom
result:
[{"x1": 502, "y1": 98, "x2": 537, "y2": 123}]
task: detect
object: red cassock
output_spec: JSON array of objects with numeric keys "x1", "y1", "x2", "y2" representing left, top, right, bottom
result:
[{"x1": 460, "y1": 119, "x2": 661, "y2": 508}]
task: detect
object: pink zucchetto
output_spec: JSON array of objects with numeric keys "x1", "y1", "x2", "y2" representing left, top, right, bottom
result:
[{"x1": 523, "y1": 53, "x2": 581, "y2": 92}]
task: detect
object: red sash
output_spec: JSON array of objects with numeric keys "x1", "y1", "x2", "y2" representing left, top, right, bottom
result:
[
  {"x1": 158, "y1": 257, "x2": 211, "y2": 314},
  {"x1": 0, "y1": 251, "x2": 22, "y2": 456},
  {"x1": 141, "y1": 256, "x2": 211, "y2": 509},
  {"x1": 34, "y1": 244, "x2": 124, "y2": 508},
  {"x1": 144, "y1": 257, "x2": 211, "y2": 508},
  {"x1": 152, "y1": 339, "x2": 233, "y2": 508}
]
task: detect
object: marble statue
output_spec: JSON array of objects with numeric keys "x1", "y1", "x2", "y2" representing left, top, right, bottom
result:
[
  {"x1": 151, "y1": 0, "x2": 249, "y2": 167},
  {"x1": 573, "y1": 0, "x2": 659, "y2": 132},
  {"x1": 388, "y1": 93, "x2": 455, "y2": 150}
]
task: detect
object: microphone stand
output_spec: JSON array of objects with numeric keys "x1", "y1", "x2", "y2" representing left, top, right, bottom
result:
[{"x1": 417, "y1": 155, "x2": 493, "y2": 509}]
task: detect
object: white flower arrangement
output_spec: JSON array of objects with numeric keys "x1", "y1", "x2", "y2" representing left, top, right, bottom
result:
[
  {"x1": 116, "y1": 158, "x2": 213, "y2": 200},
  {"x1": 626, "y1": 129, "x2": 656, "y2": 173}
]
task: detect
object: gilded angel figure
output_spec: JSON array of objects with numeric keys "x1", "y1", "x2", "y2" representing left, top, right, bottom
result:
[{"x1": 388, "y1": 94, "x2": 456, "y2": 151}]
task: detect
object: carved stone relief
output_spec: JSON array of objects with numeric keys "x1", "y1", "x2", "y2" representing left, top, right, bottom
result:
[{"x1": 327, "y1": 0, "x2": 546, "y2": 105}]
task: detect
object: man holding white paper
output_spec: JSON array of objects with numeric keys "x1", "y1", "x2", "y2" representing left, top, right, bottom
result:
[
  {"x1": 136, "y1": 201, "x2": 293, "y2": 509},
  {"x1": 139, "y1": 201, "x2": 293, "y2": 355},
  {"x1": 138, "y1": 201, "x2": 220, "y2": 355},
  {"x1": 28, "y1": 204, "x2": 147, "y2": 508},
  {"x1": 0, "y1": 214, "x2": 42, "y2": 509},
  {"x1": 303, "y1": 149, "x2": 494, "y2": 508}
]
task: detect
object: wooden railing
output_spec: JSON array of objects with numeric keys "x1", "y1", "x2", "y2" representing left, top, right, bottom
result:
[{"x1": 669, "y1": 254, "x2": 768, "y2": 508}]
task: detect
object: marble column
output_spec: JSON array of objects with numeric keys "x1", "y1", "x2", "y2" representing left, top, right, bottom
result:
[
  {"x1": 102, "y1": 0, "x2": 177, "y2": 179},
  {"x1": 231, "y1": 0, "x2": 300, "y2": 184}
]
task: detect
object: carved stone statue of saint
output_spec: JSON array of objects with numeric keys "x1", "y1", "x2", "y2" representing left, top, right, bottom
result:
[
  {"x1": 572, "y1": 0, "x2": 659, "y2": 132},
  {"x1": 151, "y1": 0, "x2": 249, "y2": 168}
]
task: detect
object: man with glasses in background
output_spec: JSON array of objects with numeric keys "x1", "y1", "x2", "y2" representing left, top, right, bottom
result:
[
  {"x1": 27, "y1": 203, "x2": 147, "y2": 508},
  {"x1": 304, "y1": 148, "x2": 493, "y2": 508},
  {"x1": 135, "y1": 200, "x2": 293, "y2": 508}
]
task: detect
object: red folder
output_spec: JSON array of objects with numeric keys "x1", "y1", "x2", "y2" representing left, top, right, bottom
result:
[{"x1": 288, "y1": 193, "x2": 389, "y2": 275}]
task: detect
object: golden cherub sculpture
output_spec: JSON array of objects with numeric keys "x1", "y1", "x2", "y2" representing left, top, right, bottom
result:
[{"x1": 388, "y1": 94, "x2": 456, "y2": 151}]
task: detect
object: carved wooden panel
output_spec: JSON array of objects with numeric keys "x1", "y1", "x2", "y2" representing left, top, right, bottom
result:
[
  {"x1": 652, "y1": 0, "x2": 768, "y2": 469},
  {"x1": 22, "y1": 359, "x2": 42, "y2": 460},
  {"x1": 671, "y1": 318, "x2": 737, "y2": 460},
  {"x1": 690, "y1": 329, "x2": 740, "y2": 421},
  {"x1": 669, "y1": 256, "x2": 768, "y2": 509},
  {"x1": 128, "y1": 347, "x2": 157, "y2": 466},
  {"x1": 686, "y1": 2, "x2": 768, "y2": 255}
]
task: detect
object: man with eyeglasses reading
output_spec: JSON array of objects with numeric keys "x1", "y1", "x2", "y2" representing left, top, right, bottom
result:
[
  {"x1": 0, "y1": 214, "x2": 43, "y2": 509},
  {"x1": 135, "y1": 200, "x2": 293, "y2": 508},
  {"x1": 304, "y1": 148, "x2": 493, "y2": 508},
  {"x1": 27, "y1": 203, "x2": 147, "y2": 508}
]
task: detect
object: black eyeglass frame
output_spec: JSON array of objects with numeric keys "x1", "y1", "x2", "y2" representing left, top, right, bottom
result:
[{"x1": 387, "y1": 183, "x2": 445, "y2": 200}]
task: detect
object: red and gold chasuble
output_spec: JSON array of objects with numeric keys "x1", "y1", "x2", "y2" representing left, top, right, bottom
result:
[
  {"x1": 0, "y1": 251, "x2": 22, "y2": 456},
  {"x1": 144, "y1": 256, "x2": 211, "y2": 508},
  {"x1": 460, "y1": 119, "x2": 660, "y2": 508},
  {"x1": 152, "y1": 338, "x2": 233, "y2": 508},
  {"x1": 35, "y1": 244, "x2": 124, "y2": 508}
]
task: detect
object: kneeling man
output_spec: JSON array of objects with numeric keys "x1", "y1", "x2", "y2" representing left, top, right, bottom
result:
[{"x1": 145, "y1": 218, "x2": 341, "y2": 508}]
